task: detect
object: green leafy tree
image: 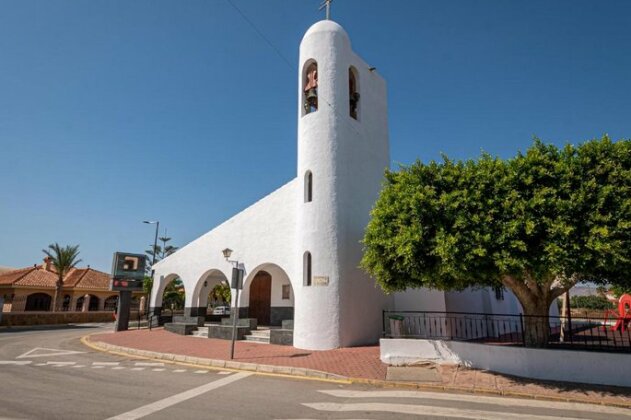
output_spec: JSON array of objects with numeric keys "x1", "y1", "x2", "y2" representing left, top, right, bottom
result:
[
  {"x1": 209, "y1": 282, "x2": 231, "y2": 306},
  {"x1": 362, "y1": 137, "x2": 630, "y2": 347},
  {"x1": 163, "y1": 278, "x2": 185, "y2": 310},
  {"x1": 42, "y1": 243, "x2": 82, "y2": 312}
]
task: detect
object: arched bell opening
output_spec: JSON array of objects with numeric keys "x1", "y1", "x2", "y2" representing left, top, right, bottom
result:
[
  {"x1": 302, "y1": 60, "x2": 318, "y2": 115},
  {"x1": 349, "y1": 66, "x2": 360, "y2": 120}
]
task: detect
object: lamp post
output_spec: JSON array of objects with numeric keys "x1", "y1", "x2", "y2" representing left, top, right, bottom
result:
[
  {"x1": 143, "y1": 220, "x2": 159, "y2": 315},
  {"x1": 222, "y1": 248, "x2": 243, "y2": 360}
]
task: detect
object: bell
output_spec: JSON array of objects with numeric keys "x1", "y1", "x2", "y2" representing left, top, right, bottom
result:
[{"x1": 306, "y1": 88, "x2": 317, "y2": 101}]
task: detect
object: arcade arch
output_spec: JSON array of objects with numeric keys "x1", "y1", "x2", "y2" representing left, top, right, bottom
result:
[
  {"x1": 191, "y1": 269, "x2": 230, "y2": 316},
  {"x1": 240, "y1": 263, "x2": 294, "y2": 327}
]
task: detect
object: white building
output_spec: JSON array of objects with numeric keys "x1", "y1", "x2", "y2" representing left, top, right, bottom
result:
[{"x1": 150, "y1": 19, "x2": 522, "y2": 351}]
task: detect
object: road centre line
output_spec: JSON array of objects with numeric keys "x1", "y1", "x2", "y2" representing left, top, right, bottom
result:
[
  {"x1": 93, "y1": 362, "x2": 120, "y2": 366},
  {"x1": 106, "y1": 371, "x2": 252, "y2": 420},
  {"x1": 134, "y1": 362, "x2": 164, "y2": 367},
  {"x1": 303, "y1": 402, "x2": 586, "y2": 420},
  {"x1": 318, "y1": 389, "x2": 630, "y2": 416},
  {"x1": 46, "y1": 361, "x2": 76, "y2": 365},
  {"x1": 0, "y1": 361, "x2": 32, "y2": 365}
]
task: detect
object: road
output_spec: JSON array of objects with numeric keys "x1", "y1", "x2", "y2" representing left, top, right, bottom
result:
[{"x1": 0, "y1": 325, "x2": 628, "y2": 419}]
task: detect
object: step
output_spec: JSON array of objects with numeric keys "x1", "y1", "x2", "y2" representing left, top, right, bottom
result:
[
  {"x1": 248, "y1": 329, "x2": 271, "y2": 338},
  {"x1": 244, "y1": 335, "x2": 270, "y2": 344},
  {"x1": 190, "y1": 326, "x2": 208, "y2": 338}
]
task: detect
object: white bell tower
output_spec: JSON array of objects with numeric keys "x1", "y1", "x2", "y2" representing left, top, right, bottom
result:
[{"x1": 293, "y1": 19, "x2": 391, "y2": 350}]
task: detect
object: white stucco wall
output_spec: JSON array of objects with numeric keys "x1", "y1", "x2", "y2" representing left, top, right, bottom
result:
[
  {"x1": 152, "y1": 179, "x2": 298, "y2": 312},
  {"x1": 380, "y1": 338, "x2": 631, "y2": 387},
  {"x1": 393, "y1": 288, "x2": 447, "y2": 312}
]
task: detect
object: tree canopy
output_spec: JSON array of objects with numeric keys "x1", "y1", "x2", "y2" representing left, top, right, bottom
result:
[{"x1": 361, "y1": 136, "x2": 630, "y2": 346}]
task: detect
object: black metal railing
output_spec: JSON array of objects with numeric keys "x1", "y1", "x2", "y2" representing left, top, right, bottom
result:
[{"x1": 383, "y1": 311, "x2": 631, "y2": 352}]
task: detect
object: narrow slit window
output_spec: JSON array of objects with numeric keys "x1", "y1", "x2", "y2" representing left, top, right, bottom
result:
[
  {"x1": 304, "y1": 62, "x2": 318, "y2": 114},
  {"x1": 303, "y1": 252, "x2": 312, "y2": 286},
  {"x1": 304, "y1": 171, "x2": 313, "y2": 202},
  {"x1": 349, "y1": 67, "x2": 359, "y2": 119}
]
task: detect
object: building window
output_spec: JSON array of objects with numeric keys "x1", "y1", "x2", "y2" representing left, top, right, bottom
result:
[
  {"x1": 303, "y1": 61, "x2": 318, "y2": 114},
  {"x1": 303, "y1": 251, "x2": 312, "y2": 286},
  {"x1": 304, "y1": 170, "x2": 313, "y2": 202},
  {"x1": 494, "y1": 286, "x2": 504, "y2": 301},
  {"x1": 282, "y1": 284, "x2": 291, "y2": 300},
  {"x1": 349, "y1": 66, "x2": 359, "y2": 119}
]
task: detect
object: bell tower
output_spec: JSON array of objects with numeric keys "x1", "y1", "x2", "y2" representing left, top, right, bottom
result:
[{"x1": 293, "y1": 19, "x2": 391, "y2": 350}]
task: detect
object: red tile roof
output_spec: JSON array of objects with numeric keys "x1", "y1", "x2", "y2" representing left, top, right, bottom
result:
[{"x1": 0, "y1": 264, "x2": 111, "y2": 290}]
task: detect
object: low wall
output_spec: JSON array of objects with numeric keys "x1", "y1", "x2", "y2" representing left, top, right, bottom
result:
[
  {"x1": 380, "y1": 338, "x2": 631, "y2": 388},
  {"x1": 0, "y1": 311, "x2": 121, "y2": 327}
]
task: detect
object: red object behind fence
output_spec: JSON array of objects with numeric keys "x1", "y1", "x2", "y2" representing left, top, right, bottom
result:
[{"x1": 603, "y1": 294, "x2": 631, "y2": 332}]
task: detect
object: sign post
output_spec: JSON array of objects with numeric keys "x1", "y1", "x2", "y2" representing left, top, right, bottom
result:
[
  {"x1": 230, "y1": 267, "x2": 244, "y2": 360},
  {"x1": 110, "y1": 252, "x2": 146, "y2": 332}
]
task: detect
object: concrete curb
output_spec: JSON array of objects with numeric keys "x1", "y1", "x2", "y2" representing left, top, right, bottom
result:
[
  {"x1": 81, "y1": 335, "x2": 349, "y2": 384},
  {"x1": 82, "y1": 335, "x2": 631, "y2": 410}
]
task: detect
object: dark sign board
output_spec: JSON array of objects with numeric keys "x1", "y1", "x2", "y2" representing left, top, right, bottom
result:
[{"x1": 110, "y1": 252, "x2": 146, "y2": 292}]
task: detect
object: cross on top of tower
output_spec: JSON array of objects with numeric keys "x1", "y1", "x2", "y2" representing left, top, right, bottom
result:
[{"x1": 319, "y1": 0, "x2": 333, "y2": 20}]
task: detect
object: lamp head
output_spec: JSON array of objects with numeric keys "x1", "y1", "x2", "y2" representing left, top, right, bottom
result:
[
  {"x1": 143, "y1": 220, "x2": 158, "y2": 224},
  {"x1": 222, "y1": 248, "x2": 233, "y2": 259}
]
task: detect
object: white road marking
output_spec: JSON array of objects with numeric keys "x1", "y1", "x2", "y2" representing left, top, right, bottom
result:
[
  {"x1": 93, "y1": 362, "x2": 120, "y2": 366},
  {"x1": 217, "y1": 371, "x2": 231, "y2": 375},
  {"x1": 35, "y1": 363, "x2": 47, "y2": 366},
  {"x1": 172, "y1": 369, "x2": 186, "y2": 373},
  {"x1": 303, "y1": 402, "x2": 586, "y2": 420},
  {"x1": 130, "y1": 367, "x2": 145, "y2": 371},
  {"x1": 112, "y1": 366, "x2": 126, "y2": 370},
  {"x1": 0, "y1": 361, "x2": 32, "y2": 365},
  {"x1": 46, "y1": 361, "x2": 76, "y2": 366},
  {"x1": 16, "y1": 347, "x2": 85, "y2": 359},
  {"x1": 106, "y1": 371, "x2": 252, "y2": 420},
  {"x1": 193, "y1": 370, "x2": 207, "y2": 374},
  {"x1": 134, "y1": 362, "x2": 164, "y2": 367},
  {"x1": 319, "y1": 389, "x2": 630, "y2": 416},
  {"x1": 152, "y1": 368, "x2": 166, "y2": 372},
  {"x1": 72, "y1": 365, "x2": 86, "y2": 368}
]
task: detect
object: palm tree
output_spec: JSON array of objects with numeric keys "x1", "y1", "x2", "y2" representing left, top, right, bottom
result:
[{"x1": 42, "y1": 243, "x2": 82, "y2": 312}]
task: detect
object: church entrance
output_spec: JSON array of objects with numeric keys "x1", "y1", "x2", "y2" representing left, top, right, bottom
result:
[{"x1": 249, "y1": 271, "x2": 271, "y2": 326}]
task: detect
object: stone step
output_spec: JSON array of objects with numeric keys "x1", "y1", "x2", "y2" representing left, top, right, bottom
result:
[
  {"x1": 248, "y1": 329, "x2": 271, "y2": 338},
  {"x1": 191, "y1": 327, "x2": 208, "y2": 338},
  {"x1": 244, "y1": 334, "x2": 270, "y2": 344}
]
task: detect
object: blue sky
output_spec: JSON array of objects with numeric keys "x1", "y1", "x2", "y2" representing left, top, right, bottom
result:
[{"x1": 1, "y1": 0, "x2": 630, "y2": 272}]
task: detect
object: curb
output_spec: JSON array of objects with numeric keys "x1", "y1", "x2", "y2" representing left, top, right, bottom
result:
[
  {"x1": 81, "y1": 334, "x2": 350, "y2": 384},
  {"x1": 82, "y1": 335, "x2": 631, "y2": 410}
]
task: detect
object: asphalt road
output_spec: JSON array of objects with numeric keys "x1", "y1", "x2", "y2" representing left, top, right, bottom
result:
[{"x1": 0, "y1": 325, "x2": 628, "y2": 420}]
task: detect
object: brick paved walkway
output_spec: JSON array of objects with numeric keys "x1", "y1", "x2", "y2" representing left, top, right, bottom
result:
[{"x1": 91, "y1": 328, "x2": 631, "y2": 407}]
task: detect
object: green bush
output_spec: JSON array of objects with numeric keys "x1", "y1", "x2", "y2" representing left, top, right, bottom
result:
[{"x1": 570, "y1": 295, "x2": 614, "y2": 310}]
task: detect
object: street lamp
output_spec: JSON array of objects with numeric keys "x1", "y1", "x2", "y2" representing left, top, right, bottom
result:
[
  {"x1": 143, "y1": 220, "x2": 159, "y2": 315},
  {"x1": 223, "y1": 248, "x2": 243, "y2": 360}
]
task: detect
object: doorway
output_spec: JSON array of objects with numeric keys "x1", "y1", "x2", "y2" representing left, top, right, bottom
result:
[{"x1": 249, "y1": 271, "x2": 271, "y2": 325}]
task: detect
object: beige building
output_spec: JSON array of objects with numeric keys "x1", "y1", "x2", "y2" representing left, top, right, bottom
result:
[{"x1": 0, "y1": 257, "x2": 143, "y2": 313}]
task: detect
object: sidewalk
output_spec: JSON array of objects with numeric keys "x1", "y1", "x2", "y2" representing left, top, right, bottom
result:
[{"x1": 88, "y1": 328, "x2": 631, "y2": 408}]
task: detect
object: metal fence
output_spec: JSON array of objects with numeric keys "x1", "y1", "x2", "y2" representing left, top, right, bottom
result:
[{"x1": 383, "y1": 311, "x2": 631, "y2": 352}]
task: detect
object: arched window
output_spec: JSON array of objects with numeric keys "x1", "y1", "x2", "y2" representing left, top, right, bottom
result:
[
  {"x1": 104, "y1": 295, "x2": 119, "y2": 311},
  {"x1": 62, "y1": 294, "x2": 71, "y2": 311},
  {"x1": 75, "y1": 296, "x2": 85, "y2": 311},
  {"x1": 303, "y1": 252, "x2": 312, "y2": 286},
  {"x1": 304, "y1": 171, "x2": 313, "y2": 203},
  {"x1": 88, "y1": 295, "x2": 99, "y2": 311},
  {"x1": 25, "y1": 293, "x2": 51, "y2": 311},
  {"x1": 349, "y1": 67, "x2": 360, "y2": 119},
  {"x1": 303, "y1": 61, "x2": 318, "y2": 114}
]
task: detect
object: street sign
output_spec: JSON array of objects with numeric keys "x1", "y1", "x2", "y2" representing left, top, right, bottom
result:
[
  {"x1": 110, "y1": 252, "x2": 146, "y2": 292},
  {"x1": 231, "y1": 267, "x2": 244, "y2": 290}
]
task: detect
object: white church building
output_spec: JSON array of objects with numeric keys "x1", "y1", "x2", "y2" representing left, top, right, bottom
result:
[{"x1": 150, "y1": 18, "x2": 521, "y2": 351}]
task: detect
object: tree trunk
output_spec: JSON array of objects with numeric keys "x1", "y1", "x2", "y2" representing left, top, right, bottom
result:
[
  {"x1": 52, "y1": 280, "x2": 62, "y2": 313},
  {"x1": 521, "y1": 300, "x2": 551, "y2": 348}
]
